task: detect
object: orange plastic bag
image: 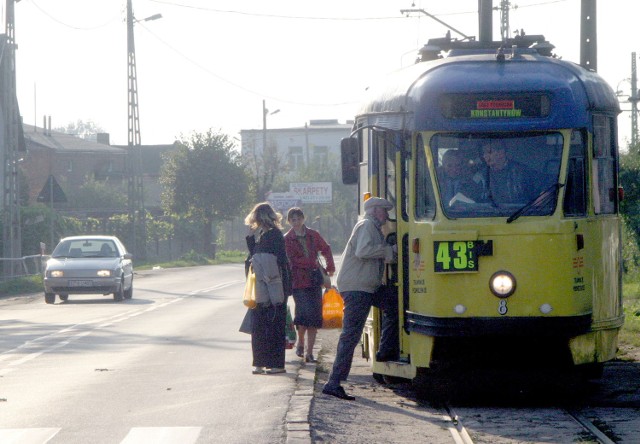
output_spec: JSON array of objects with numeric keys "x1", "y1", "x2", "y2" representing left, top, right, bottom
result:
[{"x1": 322, "y1": 287, "x2": 344, "y2": 329}]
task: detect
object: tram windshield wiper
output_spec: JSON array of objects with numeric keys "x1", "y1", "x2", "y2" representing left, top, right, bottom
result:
[{"x1": 506, "y1": 183, "x2": 565, "y2": 224}]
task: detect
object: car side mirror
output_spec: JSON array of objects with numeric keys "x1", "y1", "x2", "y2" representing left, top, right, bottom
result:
[{"x1": 124, "y1": 253, "x2": 133, "y2": 260}]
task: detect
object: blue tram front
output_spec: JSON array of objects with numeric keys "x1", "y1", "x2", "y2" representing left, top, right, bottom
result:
[{"x1": 342, "y1": 38, "x2": 623, "y2": 383}]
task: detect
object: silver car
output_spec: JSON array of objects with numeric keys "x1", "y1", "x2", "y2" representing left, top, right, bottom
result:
[{"x1": 43, "y1": 235, "x2": 134, "y2": 304}]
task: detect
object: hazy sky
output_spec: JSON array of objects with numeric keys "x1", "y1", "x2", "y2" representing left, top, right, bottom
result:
[{"x1": 9, "y1": 0, "x2": 640, "y2": 147}]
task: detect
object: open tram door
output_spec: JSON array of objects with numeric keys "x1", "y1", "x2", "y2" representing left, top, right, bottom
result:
[{"x1": 341, "y1": 125, "x2": 414, "y2": 382}]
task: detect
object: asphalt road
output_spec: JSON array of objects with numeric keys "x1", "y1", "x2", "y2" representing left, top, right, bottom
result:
[{"x1": 0, "y1": 264, "x2": 303, "y2": 444}]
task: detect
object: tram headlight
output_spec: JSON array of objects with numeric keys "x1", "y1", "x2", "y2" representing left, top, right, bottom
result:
[{"x1": 489, "y1": 270, "x2": 516, "y2": 298}]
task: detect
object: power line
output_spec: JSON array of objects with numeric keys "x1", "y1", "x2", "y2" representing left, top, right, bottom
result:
[
  {"x1": 138, "y1": 23, "x2": 358, "y2": 108},
  {"x1": 28, "y1": 0, "x2": 122, "y2": 30},
  {"x1": 148, "y1": 0, "x2": 402, "y2": 21}
]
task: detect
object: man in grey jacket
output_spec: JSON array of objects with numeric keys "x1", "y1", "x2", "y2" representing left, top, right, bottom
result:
[{"x1": 322, "y1": 197, "x2": 397, "y2": 401}]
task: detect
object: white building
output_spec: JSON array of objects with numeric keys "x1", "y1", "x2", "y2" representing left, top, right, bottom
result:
[{"x1": 240, "y1": 119, "x2": 352, "y2": 172}]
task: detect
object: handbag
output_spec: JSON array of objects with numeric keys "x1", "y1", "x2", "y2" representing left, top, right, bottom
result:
[
  {"x1": 322, "y1": 287, "x2": 344, "y2": 329},
  {"x1": 243, "y1": 264, "x2": 257, "y2": 309},
  {"x1": 311, "y1": 267, "x2": 325, "y2": 288},
  {"x1": 239, "y1": 308, "x2": 253, "y2": 334},
  {"x1": 285, "y1": 305, "x2": 296, "y2": 349}
]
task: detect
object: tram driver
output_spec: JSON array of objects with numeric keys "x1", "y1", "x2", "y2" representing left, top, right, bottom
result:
[{"x1": 478, "y1": 139, "x2": 539, "y2": 204}]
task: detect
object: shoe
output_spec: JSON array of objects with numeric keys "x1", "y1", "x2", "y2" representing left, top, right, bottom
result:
[
  {"x1": 252, "y1": 367, "x2": 265, "y2": 374},
  {"x1": 305, "y1": 354, "x2": 316, "y2": 363},
  {"x1": 322, "y1": 385, "x2": 355, "y2": 401},
  {"x1": 265, "y1": 367, "x2": 286, "y2": 374},
  {"x1": 375, "y1": 351, "x2": 399, "y2": 362},
  {"x1": 295, "y1": 344, "x2": 304, "y2": 358}
]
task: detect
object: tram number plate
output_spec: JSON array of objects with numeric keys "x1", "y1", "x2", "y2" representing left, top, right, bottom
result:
[
  {"x1": 434, "y1": 241, "x2": 478, "y2": 273},
  {"x1": 68, "y1": 280, "x2": 93, "y2": 287}
]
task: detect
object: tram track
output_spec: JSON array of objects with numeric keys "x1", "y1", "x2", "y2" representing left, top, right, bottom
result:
[{"x1": 439, "y1": 402, "x2": 620, "y2": 444}]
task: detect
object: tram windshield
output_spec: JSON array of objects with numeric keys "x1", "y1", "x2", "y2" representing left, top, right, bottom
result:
[{"x1": 430, "y1": 132, "x2": 563, "y2": 219}]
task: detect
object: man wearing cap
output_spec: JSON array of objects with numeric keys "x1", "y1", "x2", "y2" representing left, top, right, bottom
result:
[{"x1": 322, "y1": 197, "x2": 397, "y2": 401}]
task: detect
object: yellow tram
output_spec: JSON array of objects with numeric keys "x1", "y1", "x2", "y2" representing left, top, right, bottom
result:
[{"x1": 340, "y1": 33, "x2": 623, "y2": 389}]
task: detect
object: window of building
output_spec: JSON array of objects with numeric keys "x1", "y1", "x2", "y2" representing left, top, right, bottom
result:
[
  {"x1": 288, "y1": 146, "x2": 304, "y2": 170},
  {"x1": 312, "y1": 145, "x2": 329, "y2": 166}
]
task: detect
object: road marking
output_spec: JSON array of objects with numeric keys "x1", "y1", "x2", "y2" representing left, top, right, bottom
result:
[
  {"x1": 0, "y1": 428, "x2": 59, "y2": 443},
  {"x1": 0, "y1": 280, "x2": 239, "y2": 375},
  {"x1": 120, "y1": 427, "x2": 201, "y2": 443}
]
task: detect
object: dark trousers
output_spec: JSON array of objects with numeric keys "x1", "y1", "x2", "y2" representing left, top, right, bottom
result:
[
  {"x1": 251, "y1": 302, "x2": 286, "y2": 368},
  {"x1": 325, "y1": 290, "x2": 399, "y2": 388}
]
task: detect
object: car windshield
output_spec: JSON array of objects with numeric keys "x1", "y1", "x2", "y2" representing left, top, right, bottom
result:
[
  {"x1": 430, "y1": 132, "x2": 563, "y2": 219},
  {"x1": 52, "y1": 239, "x2": 118, "y2": 258}
]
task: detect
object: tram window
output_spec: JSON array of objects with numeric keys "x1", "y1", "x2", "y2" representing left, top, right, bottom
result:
[
  {"x1": 415, "y1": 135, "x2": 435, "y2": 219},
  {"x1": 592, "y1": 116, "x2": 617, "y2": 214},
  {"x1": 563, "y1": 130, "x2": 587, "y2": 217}
]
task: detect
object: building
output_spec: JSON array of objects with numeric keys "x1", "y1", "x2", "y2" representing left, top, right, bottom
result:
[
  {"x1": 21, "y1": 123, "x2": 177, "y2": 214},
  {"x1": 240, "y1": 119, "x2": 352, "y2": 173}
]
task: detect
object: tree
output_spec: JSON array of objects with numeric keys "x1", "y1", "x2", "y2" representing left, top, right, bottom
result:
[
  {"x1": 242, "y1": 136, "x2": 289, "y2": 202},
  {"x1": 54, "y1": 119, "x2": 105, "y2": 141},
  {"x1": 160, "y1": 129, "x2": 250, "y2": 256}
]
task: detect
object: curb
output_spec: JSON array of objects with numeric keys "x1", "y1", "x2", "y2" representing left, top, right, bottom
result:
[{"x1": 285, "y1": 340, "x2": 322, "y2": 444}]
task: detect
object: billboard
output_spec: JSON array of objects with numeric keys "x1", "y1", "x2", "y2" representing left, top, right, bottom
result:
[{"x1": 289, "y1": 182, "x2": 332, "y2": 204}]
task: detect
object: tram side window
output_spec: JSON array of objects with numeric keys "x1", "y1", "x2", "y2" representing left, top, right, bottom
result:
[
  {"x1": 563, "y1": 130, "x2": 587, "y2": 217},
  {"x1": 415, "y1": 135, "x2": 436, "y2": 219},
  {"x1": 592, "y1": 116, "x2": 617, "y2": 215}
]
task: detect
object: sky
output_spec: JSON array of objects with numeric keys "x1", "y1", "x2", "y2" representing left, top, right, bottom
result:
[{"x1": 7, "y1": 0, "x2": 640, "y2": 147}]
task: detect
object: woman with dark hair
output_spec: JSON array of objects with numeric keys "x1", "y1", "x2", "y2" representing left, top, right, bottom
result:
[
  {"x1": 244, "y1": 202, "x2": 292, "y2": 375},
  {"x1": 284, "y1": 207, "x2": 335, "y2": 363}
]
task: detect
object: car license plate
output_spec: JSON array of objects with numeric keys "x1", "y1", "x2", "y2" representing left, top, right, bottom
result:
[{"x1": 68, "y1": 280, "x2": 93, "y2": 287}]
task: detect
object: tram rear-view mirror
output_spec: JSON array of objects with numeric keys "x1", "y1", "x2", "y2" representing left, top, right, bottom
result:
[{"x1": 341, "y1": 138, "x2": 359, "y2": 185}]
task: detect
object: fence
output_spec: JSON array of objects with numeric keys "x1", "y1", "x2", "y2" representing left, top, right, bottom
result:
[{"x1": 0, "y1": 255, "x2": 48, "y2": 281}]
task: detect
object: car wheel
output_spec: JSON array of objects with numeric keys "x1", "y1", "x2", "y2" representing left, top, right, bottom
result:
[
  {"x1": 59, "y1": 294, "x2": 69, "y2": 302},
  {"x1": 45, "y1": 293, "x2": 56, "y2": 304},
  {"x1": 113, "y1": 280, "x2": 124, "y2": 302},
  {"x1": 124, "y1": 279, "x2": 133, "y2": 299}
]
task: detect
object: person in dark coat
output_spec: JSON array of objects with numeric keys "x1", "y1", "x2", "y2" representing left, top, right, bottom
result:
[{"x1": 244, "y1": 202, "x2": 292, "y2": 375}]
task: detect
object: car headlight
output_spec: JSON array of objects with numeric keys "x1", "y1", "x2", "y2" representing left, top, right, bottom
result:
[
  {"x1": 50, "y1": 270, "x2": 64, "y2": 278},
  {"x1": 97, "y1": 270, "x2": 112, "y2": 277},
  {"x1": 489, "y1": 270, "x2": 516, "y2": 298}
]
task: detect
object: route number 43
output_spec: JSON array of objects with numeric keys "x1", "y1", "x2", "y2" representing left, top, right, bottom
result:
[{"x1": 434, "y1": 241, "x2": 478, "y2": 272}]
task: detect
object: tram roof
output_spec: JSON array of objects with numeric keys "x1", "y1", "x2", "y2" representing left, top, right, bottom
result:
[{"x1": 356, "y1": 51, "x2": 620, "y2": 132}]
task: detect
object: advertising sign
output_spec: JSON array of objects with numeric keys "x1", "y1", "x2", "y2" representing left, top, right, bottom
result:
[
  {"x1": 266, "y1": 192, "x2": 302, "y2": 212},
  {"x1": 289, "y1": 182, "x2": 332, "y2": 204}
]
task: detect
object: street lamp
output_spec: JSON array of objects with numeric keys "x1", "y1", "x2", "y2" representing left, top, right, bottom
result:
[
  {"x1": 126, "y1": 0, "x2": 161, "y2": 259},
  {"x1": 262, "y1": 99, "x2": 280, "y2": 155}
]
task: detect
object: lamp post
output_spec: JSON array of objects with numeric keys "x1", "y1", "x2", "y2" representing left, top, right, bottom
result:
[
  {"x1": 126, "y1": 0, "x2": 161, "y2": 259},
  {"x1": 262, "y1": 99, "x2": 280, "y2": 156}
]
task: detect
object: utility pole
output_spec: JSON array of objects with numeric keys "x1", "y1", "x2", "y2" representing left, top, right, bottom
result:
[
  {"x1": 498, "y1": 0, "x2": 510, "y2": 43},
  {"x1": 630, "y1": 52, "x2": 639, "y2": 149},
  {"x1": 580, "y1": 0, "x2": 597, "y2": 71},
  {"x1": 127, "y1": 0, "x2": 145, "y2": 259},
  {"x1": 2, "y1": 0, "x2": 22, "y2": 276}
]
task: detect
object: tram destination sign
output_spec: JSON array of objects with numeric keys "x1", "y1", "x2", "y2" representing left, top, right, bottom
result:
[{"x1": 441, "y1": 93, "x2": 550, "y2": 119}]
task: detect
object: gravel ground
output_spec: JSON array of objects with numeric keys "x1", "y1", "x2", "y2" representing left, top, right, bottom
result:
[{"x1": 309, "y1": 329, "x2": 640, "y2": 443}]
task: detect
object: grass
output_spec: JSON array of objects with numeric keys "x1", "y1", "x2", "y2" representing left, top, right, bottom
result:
[
  {"x1": 621, "y1": 280, "x2": 640, "y2": 348},
  {"x1": 0, "y1": 249, "x2": 246, "y2": 297}
]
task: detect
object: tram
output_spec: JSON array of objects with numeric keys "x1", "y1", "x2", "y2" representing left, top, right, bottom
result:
[{"x1": 340, "y1": 33, "x2": 623, "y2": 388}]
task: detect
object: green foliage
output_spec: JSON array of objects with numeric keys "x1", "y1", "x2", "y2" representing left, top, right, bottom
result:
[
  {"x1": 0, "y1": 274, "x2": 43, "y2": 295},
  {"x1": 67, "y1": 176, "x2": 127, "y2": 210},
  {"x1": 160, "y1": 129, "x2": 250, "y2": 256}
]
